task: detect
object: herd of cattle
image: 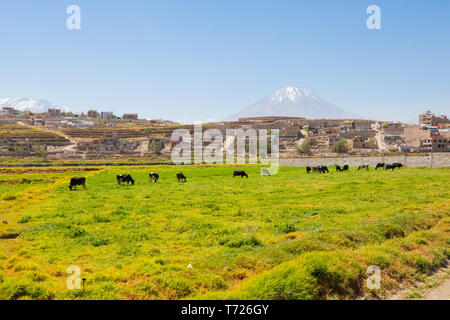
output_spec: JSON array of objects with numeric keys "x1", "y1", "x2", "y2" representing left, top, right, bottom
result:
[
  {"x1": 69, "y1": 164, "x2": 405, "y2": 190},
  {"x1": 307, "y1": 162, "x2": 404, "y2": 174},
  {"x1": 69, "y1": 170, "x2": 249, "y2": 190}
]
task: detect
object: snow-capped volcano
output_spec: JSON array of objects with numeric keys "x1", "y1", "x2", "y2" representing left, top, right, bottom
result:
[
  {"x1": 0, "y1": 97, "x2": 72, "y2": 113},
  {"x1": 226, "y1": 86, "x2": 357, "y2": 120}
]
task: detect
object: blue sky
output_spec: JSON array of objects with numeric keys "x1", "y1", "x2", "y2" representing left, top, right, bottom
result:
[{"x1": 0, "y1": 0, "x2": 449, "y2": 123}]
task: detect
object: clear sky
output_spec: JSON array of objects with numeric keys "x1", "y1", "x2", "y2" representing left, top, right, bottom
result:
[{"x1": 1, "y1": 0, "x2": 449, "y2": 123}]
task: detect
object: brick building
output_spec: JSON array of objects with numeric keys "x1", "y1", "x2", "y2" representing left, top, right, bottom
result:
[
  {"x1": 101, "y1": 112, "x2": 115, "y2": 120},
  {"x1": 87, "y1": 110, "x2": 100, "y2": 118},
  {"x1": 404, "y1": 126, "x2": 450, "y2": 152},
  {"x1": 419, "y1": 111, "x2": 450, "y2": 127},
  {"x1": 123, "y1": 113, "x2": 138, "y2": 120},
  {"x1": 47, "y1": 108, "x2": 62, "y2": 117}
]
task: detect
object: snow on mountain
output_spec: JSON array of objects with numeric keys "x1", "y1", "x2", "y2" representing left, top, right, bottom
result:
[
  {"x1": 226, "y1": 86, "x2": 357, "y2": 120},
  {"x1": 0, "y1": 97, "x2": 72, "y2": 113}
]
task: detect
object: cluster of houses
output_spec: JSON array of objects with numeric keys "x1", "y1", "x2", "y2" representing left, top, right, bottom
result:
[
  {"x1": 0, "y1": 106, "x2": 142, "y2": 128},
  {"x1": 403, "y1": 111, "x2": 450, "y2": 152},
  {"x1": 1, "y1": 106, "x2": 449, "y2": 159},
  {"x1": 213, "y1": 111, "x2": 449, "y2": 155}
]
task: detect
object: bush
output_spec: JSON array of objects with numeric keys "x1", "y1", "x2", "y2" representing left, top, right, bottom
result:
[
  {"x1": 276, "y1": 222, "x2": 298, "y2": 234},
  {"x1": 382, "y1": 224, "x2": 405, "y2": 239},
  {"x1": 86, "y1": 232, "x2": 111, "y2": 247},
  {"x1": 413, "y1": 256, "x2": 433, "y2": 274},
  {"x1": 230, "y1": 251, "x2": 364, "y2": 300},
  {"x1": 297, "y1": 138, "x2": 314, "y2": 155},
  {"x1": 111, "y1": 208, "x2": 128, "y2": 216},
  {"x1": 158, "y1": 277, "x2": 193, "y2": 299},
  {"x1": 333, "y1": 139, "x2": 349, "y2": 154},
  {"x1": 65, "y1": 227, "x2": 86, "y2": 239},
  {"x1": 225, "y1": 236, "x2": 262, "y2": 248},
  {"x1": 93, "y1": 214, "x2": 110, "y2": 223},
  {"x1": 18, "y1": 216, "x2": 32, "y2": 224},
  {"x1": 0, "y1": 280, "x2": 55, "y2": 300}
]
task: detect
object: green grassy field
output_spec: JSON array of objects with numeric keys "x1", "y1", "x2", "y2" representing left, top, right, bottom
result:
[{"x1": 0, "y1": 165, "x2": 449, "y2": 300}]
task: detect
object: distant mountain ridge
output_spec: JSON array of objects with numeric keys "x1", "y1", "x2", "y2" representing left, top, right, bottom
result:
[
  {"x1": 226, "y1": 86, "x2": 357, "y2": 120},
  {"x1": 0, "y1": 97, "x2": 72, "y2": 113}
]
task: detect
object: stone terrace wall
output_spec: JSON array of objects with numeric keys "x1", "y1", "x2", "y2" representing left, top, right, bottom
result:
[{"x1": 281, "y1": 153, "x2": 450, "y2": 168}]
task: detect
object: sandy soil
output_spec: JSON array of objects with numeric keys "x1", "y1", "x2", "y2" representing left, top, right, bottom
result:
[
  {"x1": 422, "y1": 278, "x2": 450, "y2": 300},
  {"x1": 390, "y1": 263, "x2": 450, "y2": 300}
]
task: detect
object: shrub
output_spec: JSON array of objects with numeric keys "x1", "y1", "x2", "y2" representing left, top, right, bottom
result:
[
  {"x1": 66, "y1": 227, "x2": 86, "y2": 239},
  {"x1": 87, "y1": 233, "x2": 111, "y2": 247},
  {"x1": 18, "y1": 216, "x2": 32, "y2": 224},
  {"x1": 93, "y1": 214, "x2": 110, "y2": 223},
  {"x1": 0, "y1": 279, "x2": 55, "y2": 300},
  {"x1": 225, "y1": 236, "x2": 262, "y2": 248},
  {"x1": 413, "y1": 256, "x2": 433, "y2": 274},
  {"x1": 158, "y1": 277, "x2": 193, "y2": 299},
  {"x1": 111, "y1": 208, "x2": 128, "y2": 216},
  {"x1": 382, "y1": 224, "x2": 405, "y2": 239},
  {"x1": 230, "y1": 251, "x2": 364, "y2": 300},
  {"x1": 333, "y1": 139, "x2": 349, "y2": 154},
  {"x1": 297, "y1": 138, "x2": 314, "y2": 155},
  {"x1": 276, "y1": 222, "x2": 298, "y2": 234}
]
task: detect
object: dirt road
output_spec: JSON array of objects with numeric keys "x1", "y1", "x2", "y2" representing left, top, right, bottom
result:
[{"x1": 423, "y1": 278, "x2": 450, "y2": 300}]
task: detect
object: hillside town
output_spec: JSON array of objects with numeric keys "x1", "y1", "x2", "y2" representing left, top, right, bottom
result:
[{"x1": 0, "y1": 106, "x2": 449, "y2": 160}]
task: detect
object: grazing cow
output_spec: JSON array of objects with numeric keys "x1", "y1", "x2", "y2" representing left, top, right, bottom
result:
[
  {"x1": 375, "y1": 163, "x2": 385, "y2": 170},
  {"x1": 69, "y1": 177, "x2": 86, "y2": 191},
  {"x1": 385, "y1": 164, "x2": 396, "y2": 171},
  {"x1": 233, "y1": 170, "x2": 249, "y2": 178},
  {"x1": 177, "y1": 172, "x2": 187, "y2": 182},
  {"x1": 148, "y1": 172, "x2": 159, "y2": 183},
  {"x1": 306, "y1": 166, "x2": 312, "y2": 174},
  {"x1": 393, "y1": 163, "x2": 404, "y2": 169},
  {"x1": 314, "y1": 165, "x2": 329, "y2": 173},
  {"x1": 117, "y1": 174, "x2": 135, "y2": 185},
  {"x1": 336, "y1": 165, "x2": 342, "y2": 172},
  {"x1": 358, "y1": 165, "x2": 369, "y2": 171},
  {"x1": 342, "y1": 165, "x2": 349, "y2": 172}
]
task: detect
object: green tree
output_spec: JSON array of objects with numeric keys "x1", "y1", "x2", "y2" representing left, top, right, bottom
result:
[
  {"x1": 297, "y1": 138, "x2": 314, "y2": 155},
  {"x1": 333, "y1": 139, "x2": 349, "y2": 154}
]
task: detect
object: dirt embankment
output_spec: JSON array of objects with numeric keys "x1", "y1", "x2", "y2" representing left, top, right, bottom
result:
[{"x1": 390, "y1": 262, "x2": 450, "y2": 300}]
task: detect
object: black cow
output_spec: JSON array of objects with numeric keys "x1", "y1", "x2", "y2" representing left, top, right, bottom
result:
[
  {"x1": 117, "y1": 174, "x2": 135, "y2": 185},
  {"x1": 69, "y1": 177, "x2": 86, "y2": 191},
  {"x1": 306, "y1": 166, "x2": 312, "y2": 174},
  {"x1": 233, "y1": 170, "x2": 248, "y2": 178},
  {"x1": 375, "y1": 163, "x2": 385, "y2": 170},
  {"x1": 149, "y1": 173, "x2": 159, "y2": 183},
  {"x1": 314, "y1": 165, "x2": 329, "y2": 173},
  {"x1": 336, "y1": 165, "x2": 342, "y2": 172},
  {"x1": 358, "y1": 165, "x2": 369, "y2": 171},
  {"x1": 393, "y1": 163, "x2": 404, "y2": 169},
  {"x1": 177, "y1": 172, "x2": 187, "y2": 182},
  {"x1": 342, "y1": 165, "x2": 349, "y2": 172},
  {"x1": 385, "y1": 164, "x2": 396, "y2": 171}
]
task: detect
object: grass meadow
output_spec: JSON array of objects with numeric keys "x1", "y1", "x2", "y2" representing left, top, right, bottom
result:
[{"x1": 0, "y1": 165, "x2": 449, "y2": 300}]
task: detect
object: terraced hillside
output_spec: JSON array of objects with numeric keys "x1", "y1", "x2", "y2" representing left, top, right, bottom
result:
[
  {"x1": 62, "y1": 125, "x2": 199, "y2": 139},
  {"x1": 0, "y1": 124, "x2": 69, "y2": 146}
]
